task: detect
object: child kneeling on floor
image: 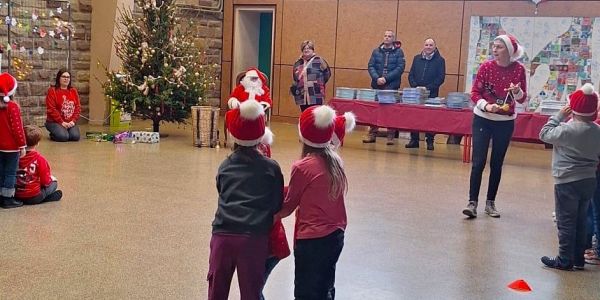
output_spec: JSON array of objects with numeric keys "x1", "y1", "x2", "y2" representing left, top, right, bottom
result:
[
  {"x1": 15, "y1": 125, "x2": 62, "y2": 204},
  {"x1": 539, "y1": 83, "x2": 600, "y2": 270}
]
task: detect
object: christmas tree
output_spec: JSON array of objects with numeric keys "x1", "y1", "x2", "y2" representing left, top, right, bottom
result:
[{"x1": 103, "y1": 0, "x2": 217, "y2": 132}]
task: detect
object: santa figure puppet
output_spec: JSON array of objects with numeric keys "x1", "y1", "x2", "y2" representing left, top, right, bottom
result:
[
  {"x1": 331, "y1": 112, "x2": 356, "y2": 149},
  {"x1": 228, "y1": 67, "x2": 272, "y2": 110}
]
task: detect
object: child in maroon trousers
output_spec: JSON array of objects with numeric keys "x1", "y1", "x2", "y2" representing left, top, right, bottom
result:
[
  {"x1": 15, "y1": 125, "x2": 62, "y2": 204},
  {"x1": 208, "y1": 100, "x2": 284, "y2": 300},
  {"x1": 277, "y1": 105, "x2": 350, "y2": 300},
  {"x1": 256, "y1": 133, "x2": 291, "y2": 300}
]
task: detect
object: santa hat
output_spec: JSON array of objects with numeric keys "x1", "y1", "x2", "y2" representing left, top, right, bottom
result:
[
  {"x1": 495, "y1": 34, "x2": 524, "y2": 62},
  {"x1": 569, "y1": 83, "x2": 598, "y2": 116},
  {"x1": 331, "y1": 112, "x2": 356, "y2": 148},
  {"x1": 0, "y1": 72, "x2": 18, "y2": 102},
  {"x1": 299, "y1": 105, "x2": 336, "y2": 148},
  {"x1": 244, "y1": 67, "x2": 268, "y2": 86},
  {"x1": 226, "y1": 99, "x2": 272, "y2": 146}
]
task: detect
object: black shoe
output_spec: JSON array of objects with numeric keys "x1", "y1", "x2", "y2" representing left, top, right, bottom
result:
[
  {"x1": 426, "y1": 141, "x2": 434, "y2": 151},
  {"x1": 405, "y1": 140, "x2": 419, "y2": 148},
  {"x1": 1, "y1": 196, "x2": 23, "y2": 209},
  {"x1": 462, "y1": 201, "x2": 477, "y2": 218},
  {"x1": 541, "y1": 256, "x2": 573, "y2": 271},
  {"x1": 45, "y1": 190, "x2": 63, "y2": 202}
]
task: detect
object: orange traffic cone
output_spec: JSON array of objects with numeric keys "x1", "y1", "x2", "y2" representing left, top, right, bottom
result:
[{"x1": 507, "y1": 279, "x2": 532, "y2": 292}]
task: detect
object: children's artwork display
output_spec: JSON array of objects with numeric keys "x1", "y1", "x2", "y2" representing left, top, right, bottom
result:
[{"x1": 466, "y1": 16, "x2": 600, "y2": 110}]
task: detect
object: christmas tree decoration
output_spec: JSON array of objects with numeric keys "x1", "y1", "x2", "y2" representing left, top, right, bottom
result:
[{"x1": 102, "y1": 0, "x2": 217, "y2": 133}]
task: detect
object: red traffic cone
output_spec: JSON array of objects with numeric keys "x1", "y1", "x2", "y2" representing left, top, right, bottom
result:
[{"x1": 507, "y1": 279, "x2": 532, "y2": 292}]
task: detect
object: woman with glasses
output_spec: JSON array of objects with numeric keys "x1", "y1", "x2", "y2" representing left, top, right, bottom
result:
[
  {"x1": 45, "y1": 68, "x2": 81, "y2": 142},
  {"x1": 462, "y1": 35, "x2": 527, "y2": 219},
  {"x1": 291, "y1": 40, "x2": 331, "y2": 112}
]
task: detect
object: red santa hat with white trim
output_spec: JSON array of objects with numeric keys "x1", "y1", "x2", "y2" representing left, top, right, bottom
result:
[
  {"x1": 0, "y1": 72, "x2": 18, "y2": 102},
  {"x1": 299, "y1": 105, "x2": 336, "y2": 148},
  {"x1": 495, "y1": 34, "x2": 524, "y2": 62},
  {"x1": 226, "y1": 99, "x2": 273, "y2": 146},
  {"x1": 331, "y1": 112, "x2": 356, "y2": 148},
  {"x1": 569, "y1": 83, "x2": 598, "y2": 117}
]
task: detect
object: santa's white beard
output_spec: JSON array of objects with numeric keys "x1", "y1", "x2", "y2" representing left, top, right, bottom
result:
[{"x1": 241, "y1": 77, "x2": 264, "y2": 98}]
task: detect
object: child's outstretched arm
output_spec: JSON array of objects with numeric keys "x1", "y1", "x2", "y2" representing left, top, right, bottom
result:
[
  {"x1": 539, "y1": 105, "x2": 571, "y2": 146},
  {"x1": 276, "y1": 166, "x2": 305, "y2": 219}
]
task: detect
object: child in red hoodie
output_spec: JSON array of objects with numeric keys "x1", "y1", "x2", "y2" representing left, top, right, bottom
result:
[{"x1": 15, "y1": 125, "x2": 62, "y2": 204}]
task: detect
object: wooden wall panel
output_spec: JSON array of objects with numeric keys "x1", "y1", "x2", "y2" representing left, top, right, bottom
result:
[
  {"x1": 278, "y1": 65, "x2": 300, "y2": 118},
  {"x1": 397, "y1": 1, "x2": 463, "y2": 75},
  {"x1": 439, "y1": 75, "x2": 460, "y2": 98},
  {"x1": 458, "y1": 75, "x2": 465, "y2": 93},
  {"x1": 223, "y1": 0, "x2": 600, "y2": 116},
  {"x1": 280, "y1": 0, "x2": 338, "y2": 66},
  {"x1": 271, "y1": 65, "x2": 282, "y2": 115},
  {"x1": 335, "y1": 1, "x2": 398, "y2": 69},
  {"x1": 220, "y1": 61, "x2": 232, "y2": 109},
  {"x1": 222, "y1": 0, "x2": 233, "y2": 62},
  {"x1": 333, "y1": 68, "x2": 373, "y2": 90}
]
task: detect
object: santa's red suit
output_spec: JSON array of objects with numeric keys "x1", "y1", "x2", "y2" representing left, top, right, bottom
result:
[{"x1": 228, "y1": 68, "x2": 272, "y2": 109}]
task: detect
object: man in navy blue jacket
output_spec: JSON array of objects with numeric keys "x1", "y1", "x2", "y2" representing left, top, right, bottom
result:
[
  {"x1": 406, "y1": 38, "x2": 446, "y2": 150},
  {"x1": 363, "y1": 30, "x2": 406, "y2": 145}
]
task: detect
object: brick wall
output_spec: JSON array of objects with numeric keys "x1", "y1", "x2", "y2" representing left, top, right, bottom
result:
[{"x1": 0, "y1": 0, "x2": 223, "y2": 125}]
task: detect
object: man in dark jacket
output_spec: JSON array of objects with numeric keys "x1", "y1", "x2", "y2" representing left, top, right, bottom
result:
[
  {"x1": 406, "y1": 38, "x2": 446, "y2": 150},
  {"x1": 363, "y1": 30, "x2": 406, "y2": 145}
]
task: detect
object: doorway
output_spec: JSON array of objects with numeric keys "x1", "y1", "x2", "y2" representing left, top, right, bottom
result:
[{"x1": 232, "y1": 6, "x2": 275, "y2": 89}]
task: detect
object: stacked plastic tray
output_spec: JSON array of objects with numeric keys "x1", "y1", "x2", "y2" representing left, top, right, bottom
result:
[
  {"x1": 538, "y1": 99, "x2": 566, "y2": 115},
  {"x1": 335, "y1": 87, "x2": 356, "y2": 100},
  {"x1": 446, "y1": 92, "x2": 470, "y2": 109},
  {"x1": 376, "y1": 90, "x2": 400, "y2": 104},
  {"x1": 401, "y1": 88, "x2": 429, "y2": 104},
  {"x1": 356, "y1": 89, "x2": 377, "y2": 101}
]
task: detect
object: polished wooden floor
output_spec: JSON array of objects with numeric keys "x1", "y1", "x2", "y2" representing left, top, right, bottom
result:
[{"x1": 1, "y1": 121, "x2": 598, "y2": 299}]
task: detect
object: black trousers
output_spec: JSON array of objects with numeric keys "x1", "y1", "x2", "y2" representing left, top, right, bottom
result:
[
  {"x1": 409, "y1": 132, "x2": 435, "y2": 142},
  {"x1": 300, "y1": 104, "x2": 319, "y2": 112},
  {"x1": 468, "y1": 115, "x2": 514, "y2": 202},
  {"x1": 555, "y1": 178, "x2": 596, "y2": 265},
  {"x1": 294, "y1": 229, "x2": 344, "y2": 300}
]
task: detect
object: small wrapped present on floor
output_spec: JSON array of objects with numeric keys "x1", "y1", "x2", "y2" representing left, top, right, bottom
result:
[
  {"x1": 113, "y1": 132, "x2": 136, "y2": 144},
  {"x1": 131, "y1": 131, "x2": 160, "y2": 143}
]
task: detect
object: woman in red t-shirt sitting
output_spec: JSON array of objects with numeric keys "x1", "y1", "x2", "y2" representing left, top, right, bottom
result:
[{"x1": 45, "y1": 69, "x2": 81, "y2": 142}]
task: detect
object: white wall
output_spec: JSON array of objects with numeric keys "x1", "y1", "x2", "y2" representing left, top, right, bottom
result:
[{"x1": 233, "y1": 10, "x2": 260, "y2": 88}]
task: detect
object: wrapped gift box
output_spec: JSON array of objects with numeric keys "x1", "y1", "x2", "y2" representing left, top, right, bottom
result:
[{"x1": 131, "y1": 131, "x2": 160, "y2": 143}]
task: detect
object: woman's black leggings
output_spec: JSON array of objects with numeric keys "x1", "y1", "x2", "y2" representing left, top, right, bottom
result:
[{"x1": 469, "y1": 115, "x2": 514, "y2": 202}]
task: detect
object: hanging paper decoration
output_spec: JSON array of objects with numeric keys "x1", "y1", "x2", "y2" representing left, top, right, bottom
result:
[
  {"x1": 37, "y1": 47, "x2": 44, "y2": 55},
  {"x1": 19, "y1": 46, "x2": 26, "y2": 53},
  {"x1": 49, "y1": 30, "x2": 55, "y2": 37},
  {"x1": 11, "y1": 57, "x2": 33, "y2": 80},
  {"x1": 31, "y1": 13, "x2": 38, "y2": 21},
  {"x1": 49, "y1": 10, "x2": 54, "y2": 17},
  {"x1": 531, "y1": 0, "x2": 547, "y2": 14},
  {"x1": 5, "y1": 16, "x2": 10, "y2": 25},
  {"x1": 39, "y1": 28, "x2": 47, "y2": 38},
  {"x1": 56, "y1": 7, "x2": 62, "y2": 14},
  {"x1": 10, "y1": 17, "x2": 16, "y2": 27}
]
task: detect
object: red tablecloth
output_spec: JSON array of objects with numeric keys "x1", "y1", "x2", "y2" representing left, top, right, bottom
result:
[{"x1": 329, "y1": 99, "x2": 549, "y2": 143}]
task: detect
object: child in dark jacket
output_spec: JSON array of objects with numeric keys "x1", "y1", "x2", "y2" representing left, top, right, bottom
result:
[
  {"x1": 539, "y1": 83, "x2": 600, "y2": 270},
  {"x1": 15, "y1": 125, "x2": 62, "y2": 204},
  {"x1": 208, "y1": 100, "x2": 284, "y2": 300}
]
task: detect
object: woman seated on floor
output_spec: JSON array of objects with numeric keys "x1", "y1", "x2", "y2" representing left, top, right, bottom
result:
[{"x1": 45, "y1": 68, "x2": 81, "y2": 142}]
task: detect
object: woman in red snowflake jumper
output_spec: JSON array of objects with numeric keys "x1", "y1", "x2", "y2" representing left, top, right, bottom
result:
[{"x1": 462, "y1": 34, "x2": 527, "y2": 219}]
